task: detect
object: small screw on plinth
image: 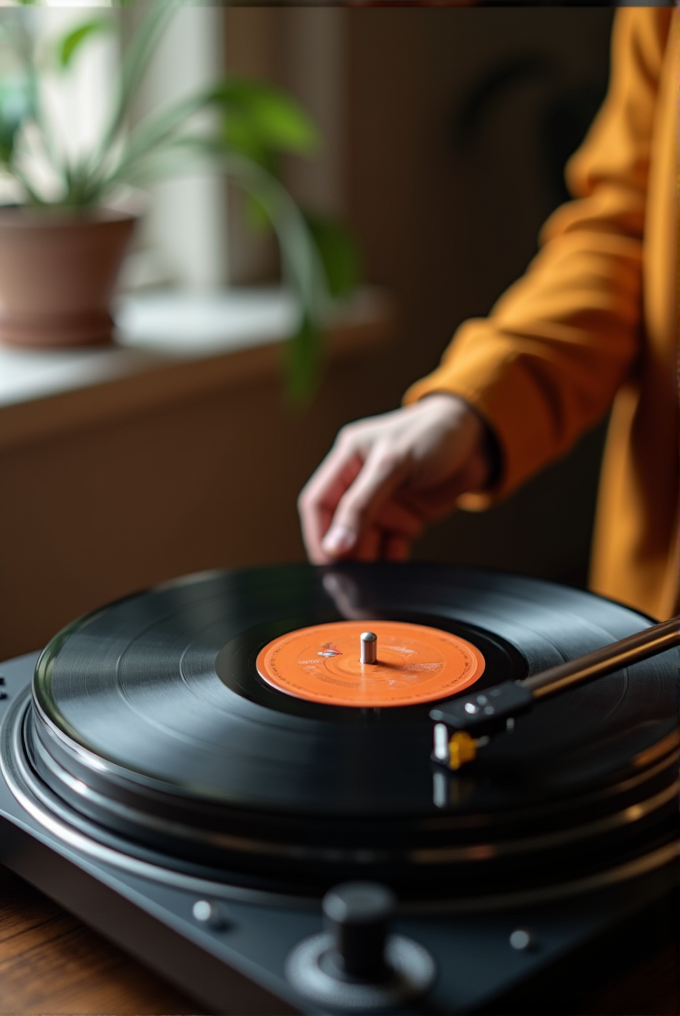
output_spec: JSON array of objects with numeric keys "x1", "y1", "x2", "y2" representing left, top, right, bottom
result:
[
  {"x1": 192, "y1": 899, "x2": 227, "y2": 930},
  {"x1": 360, "y1": 631, "x2": 378, "y2": 665},
  {"x1": 509, "y1": 929, "x2": 533, "y2": 952}
]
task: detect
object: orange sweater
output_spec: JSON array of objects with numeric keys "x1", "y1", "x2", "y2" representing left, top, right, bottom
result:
[{"x1": 406, "y1": 8, "x2": 678, "y2": 620}]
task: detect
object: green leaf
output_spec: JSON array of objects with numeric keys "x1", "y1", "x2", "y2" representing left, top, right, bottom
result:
[
  {"x1": 304, "y1": 212, "x2": 361, "y2": 299},
  {"x1": 222, "y1": 111, "x2": 270, "y2": 167},
  {"x1": 216, "y1": 154, "x2": 330, "y2": 401},
  {"x1": 56, "y1": 18, "x2": 114, "y2": 72},
  {"x1": 285, "y1": 312, "x2": 322, "y2": 406},
  {"x1": 0, "y1": 76, "x2": 34, "y2": 164},
  {"x1": 215, "y1": 79, "x2": 318, "y2": 157},
  {"x1": 88, "y1": 5, "x2": 174, "y2": 178}
]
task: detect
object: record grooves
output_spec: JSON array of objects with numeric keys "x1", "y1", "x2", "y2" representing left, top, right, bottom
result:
[{"x1": 6, "y1": 563, "x2": 677, "y2": 906}]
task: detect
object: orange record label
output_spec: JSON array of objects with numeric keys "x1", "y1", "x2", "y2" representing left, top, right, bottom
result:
[{"x1": 256, "y1": 620, "x2": 485, "y2": 708}]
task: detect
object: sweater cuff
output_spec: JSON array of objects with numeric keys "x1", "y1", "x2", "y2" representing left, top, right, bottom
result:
[{"x1": 403, "y1": 343, "x2": 572, "y2": 508}]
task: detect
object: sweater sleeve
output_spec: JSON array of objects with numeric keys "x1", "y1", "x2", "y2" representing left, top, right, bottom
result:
[{"x1": 404, "y1": 8, "x2": 672, "y2": 506}]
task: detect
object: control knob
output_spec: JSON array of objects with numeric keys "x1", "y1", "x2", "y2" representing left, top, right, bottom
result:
[
  {"x1": 322, "y1": 881, "x2": 394, "y2": 981},
  {"x1": 285, "y1": 881, "x2": 436, "y2": 1010}
]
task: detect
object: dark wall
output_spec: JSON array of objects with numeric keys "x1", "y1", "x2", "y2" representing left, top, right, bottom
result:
[{"x1": 343, "y1": 7, "x2": 615, "y2": 587}]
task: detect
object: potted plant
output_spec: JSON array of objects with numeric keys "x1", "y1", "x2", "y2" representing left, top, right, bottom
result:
[{"x1": 0, "y1": 5, "x2": 357, "y2": 400}]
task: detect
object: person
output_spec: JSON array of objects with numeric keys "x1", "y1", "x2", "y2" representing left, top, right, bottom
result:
[{"x1": 299, "y1": 7, "x2": 678, "y2": 622}]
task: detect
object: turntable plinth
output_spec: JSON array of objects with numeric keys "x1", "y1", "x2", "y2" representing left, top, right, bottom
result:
[
  {"x1": 0, "y1": 562, "x2": 678, "y2": 1014},
  {"x1": 0, "y1": 863, "x2": 677, "y2": 1015}
]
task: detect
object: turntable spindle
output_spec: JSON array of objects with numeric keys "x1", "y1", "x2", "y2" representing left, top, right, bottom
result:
[{"x1": 360, "y1": 631, "x2": 378, "y2": 665}]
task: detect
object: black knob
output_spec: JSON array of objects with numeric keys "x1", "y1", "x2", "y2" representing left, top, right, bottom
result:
[{"x1": 322, "y1": 882, "x2": 395, "y2": 981}]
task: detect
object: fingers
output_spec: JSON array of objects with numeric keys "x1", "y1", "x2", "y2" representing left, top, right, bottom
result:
[
  {"x1": 298, "y1": 397, "x2": 494, "y2": 564},
  {"x1": 344, "y1": 526, "x2": 411, "y2": 562},
  {"x1": 320, "y1": 442, "x2": 411, "y2": 559},
  {"x1": 383, "y1": 533, "x2": 410, "y2": 561},
  {"x1": 352, "y1": 526, "x2": 382, "y2": 562},
  {"x1": 298, "y1": 442, "x2": 363, "y2": 563},
  {"x1": 299, "y1": 416, "x2": 432, "y2": 563},
  {"x1": 300, "y1": 445, "x2": 420, "y2": 564},
  {"x1": 299, "y1": 420, "x2": 391, "y2": 563}
]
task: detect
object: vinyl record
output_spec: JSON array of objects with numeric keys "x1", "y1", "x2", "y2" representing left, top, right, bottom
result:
[{"x1": 21, "y1": 564, "x2": 680, "y2": 902}]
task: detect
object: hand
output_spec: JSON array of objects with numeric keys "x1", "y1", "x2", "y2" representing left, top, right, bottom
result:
[{"x1": 298, "y1": 394, "x2": 496, "y2": 564}]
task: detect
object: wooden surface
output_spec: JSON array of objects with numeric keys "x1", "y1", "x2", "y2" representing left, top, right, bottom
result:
[
  {"x1": 0, "y1": 865, "x2": 198, "y2": 1015},
  {"x1": 0, "y1": 860, "x2": 677, "y2": 1015}
]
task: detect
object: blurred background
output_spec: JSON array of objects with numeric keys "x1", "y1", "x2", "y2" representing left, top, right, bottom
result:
[{"x1": 1, "y1": 5, "x2": 616, "y2": 658}]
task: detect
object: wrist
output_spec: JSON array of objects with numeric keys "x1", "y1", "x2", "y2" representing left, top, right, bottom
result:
[{"x1": 420, "y1": 392, "x2": 502, "y2": 491}]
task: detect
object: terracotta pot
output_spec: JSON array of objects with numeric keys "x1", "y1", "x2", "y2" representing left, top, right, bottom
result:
[{"x1": 0, "y1": 205, "x2": 137, "y2": 348}]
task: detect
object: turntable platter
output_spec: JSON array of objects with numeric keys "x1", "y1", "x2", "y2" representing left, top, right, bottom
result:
[{"x1": 13, "y1": 564, "x2": 680, "y2": 902}]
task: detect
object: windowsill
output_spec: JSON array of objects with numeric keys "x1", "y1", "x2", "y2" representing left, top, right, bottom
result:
[{"x1": 0, "y1": 286, "x2": 394, "y2": 451}]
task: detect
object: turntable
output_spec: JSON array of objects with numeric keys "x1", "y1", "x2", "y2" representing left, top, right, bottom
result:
[{"x1": 0, "y1": 563, "x2": 677, "y2": 1013}]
